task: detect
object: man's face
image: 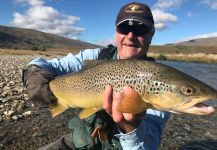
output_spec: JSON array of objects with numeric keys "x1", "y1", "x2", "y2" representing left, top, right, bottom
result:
[{"x1": 116, "y1": 22, "x2": 154, "y2": 59}]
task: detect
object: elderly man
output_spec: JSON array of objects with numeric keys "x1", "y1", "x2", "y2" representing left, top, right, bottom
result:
[{"x1": 23, "y1": 2, "x2": 170, "y2": 150}]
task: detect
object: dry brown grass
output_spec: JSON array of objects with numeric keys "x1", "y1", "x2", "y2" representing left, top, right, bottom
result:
[
  {"x1": 149, "y1": 45, "x2": 217, "y2": 54},
  {"x1": 1, "y1": 46, "x2": 217, "y2": 63},
  {"x1": 148, "y1": 45, "x2": 217, "y2": 63},
  {"x1": 0, "y1": 48, "x2": 80, "y2": 56}
]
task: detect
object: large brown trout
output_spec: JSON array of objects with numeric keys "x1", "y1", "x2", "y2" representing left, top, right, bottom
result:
[{"x1": 49, "y1": 60, "x2": 217, "y2": 118}]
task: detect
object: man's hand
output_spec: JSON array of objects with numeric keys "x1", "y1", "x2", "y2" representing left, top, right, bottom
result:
[
  {"x1": 22, "y1": 65, "x2": 57, "y2": 107},
  {"x1": 103, "y1": 85, "x2": 145, "y2": 133}
]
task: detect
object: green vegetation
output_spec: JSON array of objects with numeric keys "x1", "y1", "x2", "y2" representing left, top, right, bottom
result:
[
  {"x1": 13, "y1": 46, "x2": 19, "y2": 50},
  {"x1": 157, "y1": 53, "x2": 167, "y2": 60},
  {"x1": 31, "y1": 45, "x2": 46, "y2": 51}
]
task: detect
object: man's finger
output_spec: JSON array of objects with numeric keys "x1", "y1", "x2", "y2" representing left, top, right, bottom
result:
[
  {"x1": 103, "y1": 85, "x2": 113, "y2": 115},
  {"x1": 122, "y1": 85, "x2": 134, "y2": 95},
  {"x1": 112, "y1": 92, "x2": 124, "y2": 123},
  {"x1": 123, "y1": 112, "x2": 145, "y2": 122}
]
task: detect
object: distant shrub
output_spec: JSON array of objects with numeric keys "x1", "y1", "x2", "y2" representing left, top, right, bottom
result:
[
  {"x1": 13, "y1": 46, "x2": 19, "y2": 50},
  {"x1": 157, "y1": 54, "x2": 167, "y2": 60},
  {"x1": 176, "y1": 46, "x2": 185, "y2": 50},
  {"x1": 175, "y1": 46, "x2": 191, "y2": 53},
  {"x1": 40, "y1": 45, "x2": 47, "y2": 51},
  {"x1": 31, "y1": 45, "x2": 46, "y2": 51},
  {"x1": 31, "y1": 45, "x2": 39, "y2": 51}
]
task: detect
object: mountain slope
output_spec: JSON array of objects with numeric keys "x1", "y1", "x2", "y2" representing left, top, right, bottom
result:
[
  {"x1": 169, "y1": 36, "x2": 217, "y2": 46},
  {"x1": 0, "y1": 25, "x2": 100, "y2": 50}
]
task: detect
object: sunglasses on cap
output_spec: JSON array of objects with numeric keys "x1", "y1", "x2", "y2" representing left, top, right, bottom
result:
[{"x1": 116, "y1": 23, "x2": 152, "y2": 36}]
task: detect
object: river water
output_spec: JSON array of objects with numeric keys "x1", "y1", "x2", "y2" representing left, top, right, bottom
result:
[{"x1": 160, "y1": 60, "x2": 217, "y2": 90}]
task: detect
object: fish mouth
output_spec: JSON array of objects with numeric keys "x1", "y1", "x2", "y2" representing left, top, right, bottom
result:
[
  {"x1": 172, "y1": 102, "x2": 215, "y2": 115},
  {"x1": 172, "y1": 96, "x2": 215, "y2": 115}
]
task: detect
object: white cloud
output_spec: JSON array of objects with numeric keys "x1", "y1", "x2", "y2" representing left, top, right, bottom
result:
[
  {"x1": 152, "y1": 9, "x2": 178, "y2": 30},
  {"x1": 14, "y1": 0, "x2": 44, "y2": 6},
  {"x1": 200, "y1": 0, "x2": 217, "y2": 9},
  {"x1": 152, "y1": 9, "x2": 177, "y2": 23},
  {"x1": 12, "y1": 2, "x2": 85, "y2": 38},
  {"x1": 95, "y1": 35, "x2": 116, "y2": 46},
  {"x1": 155, "y1": 23, "x2": 168, "y2": 30},
  {"x1": 176, "y1": 32, "x2": 217, "y2": 43},
  {"x1": 187, "y1": 32, "x2": 217, "y2": 39},
  {"x1": 151, "y1": 0, "x2": 182, "y2": 31},
  {"x1": 153, "y1": 0, "x2": 184, "y2": 10}
]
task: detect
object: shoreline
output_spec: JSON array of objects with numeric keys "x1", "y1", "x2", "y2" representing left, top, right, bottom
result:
[
  {"x1": 148, "y1": 52, "x2": 217, "y2": 64},
  {"x1": 1, "y1": 48, "x2": 217, "y2": 64}
]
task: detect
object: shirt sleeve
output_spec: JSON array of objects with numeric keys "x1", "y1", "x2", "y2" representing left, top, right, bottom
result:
[
  {"x1": 115, "y1": 109, "x2": 170, "y2": 150},
  {"x1": 29, "y1": 48, "x2": 101, "y2": 76}
]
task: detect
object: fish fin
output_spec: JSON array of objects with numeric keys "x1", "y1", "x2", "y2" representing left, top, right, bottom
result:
[
  {"x1": 49, "y1": 102, "x2": 68, "y2": 118},
  {"x1": 116, "y1": 90, "x2": 151, "y2": 114},
  {"x1": 79, "y1": 108, "x2": 99, "y2": 119}
]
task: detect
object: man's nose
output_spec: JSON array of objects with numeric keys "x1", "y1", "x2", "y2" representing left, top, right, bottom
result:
[{"x1": 126, "y1": 31, "x2": 135, "y2": 39}]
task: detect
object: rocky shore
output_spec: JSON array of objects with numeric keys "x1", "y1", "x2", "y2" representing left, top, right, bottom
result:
[{"x1": 0, "y1": 55, "x2": 217, "y2": 150}]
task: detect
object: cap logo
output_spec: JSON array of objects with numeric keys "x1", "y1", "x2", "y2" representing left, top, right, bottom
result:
[{"x1": 125, "y1": 4, "x2": 145, "y2": 13}]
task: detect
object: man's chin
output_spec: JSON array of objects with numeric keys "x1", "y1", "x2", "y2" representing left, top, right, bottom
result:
[{"x1": 121, "y1": 54, "x2": 139, "y2": 59}]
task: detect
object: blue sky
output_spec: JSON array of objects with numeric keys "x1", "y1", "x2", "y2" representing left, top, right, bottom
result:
[{"x1": 1, "y1": 0, "x2": 217, "y2": 46}]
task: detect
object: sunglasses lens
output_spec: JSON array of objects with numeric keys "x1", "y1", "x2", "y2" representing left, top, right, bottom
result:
[
  {"x1": 117, "y1": 24, "x2": 151, "y2": 36},
  {"x1": 116, "y1": 24, "x2": 129, "y2": 35},
  {"x1": 134, "y1": 26, "x2": 150, "y2": 36}
]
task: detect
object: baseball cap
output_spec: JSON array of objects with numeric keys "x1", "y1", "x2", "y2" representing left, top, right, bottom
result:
[{"x1": 116, "y1": 2, "x2": 154, "y2": 28}]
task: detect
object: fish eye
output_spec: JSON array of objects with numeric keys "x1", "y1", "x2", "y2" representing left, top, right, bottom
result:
[{"x1": 181, "y1": 86, "x2": 195, "y2": 96}]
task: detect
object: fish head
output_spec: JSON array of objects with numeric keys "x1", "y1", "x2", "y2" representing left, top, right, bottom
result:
[
  {"x1": 168, "y1": 76, "x2": 217, "y2": 115},
  {"x1": 143, "y1": 65, "x2": 217, "y2": 116}
]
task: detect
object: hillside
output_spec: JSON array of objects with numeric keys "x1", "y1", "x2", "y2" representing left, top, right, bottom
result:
[
  {"x1": 0, "y1": 25, "x2": 100, "y2": 50},
  {"x1": 167, "y1": 36, "x2": 217, "y2": 46}
]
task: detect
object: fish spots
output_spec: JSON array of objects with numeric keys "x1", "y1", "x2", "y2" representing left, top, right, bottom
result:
[
  {"x1": 50, "y1": 60, "x2": 176, "y2": 100},
  {"x1": 143, "y1": 79, "x2": 175, "y2": 95}
]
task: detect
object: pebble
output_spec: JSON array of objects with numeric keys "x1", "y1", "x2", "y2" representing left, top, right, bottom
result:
[
  {"x1": 0, "y1": 55, "x2": 48, "y2": 122},
  {"x1": 11, "y1": 115, "x2": 20, "y2": 121},
  {"x1": 3, "y1": 110, "x2": 15, "y2": 117},
  {"x1": 22, "y1": 111, "x2": 32, "y2": 117}
]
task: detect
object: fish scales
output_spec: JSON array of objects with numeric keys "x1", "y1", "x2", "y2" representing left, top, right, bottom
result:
[{"x1": 49, "y1": 59, "x2": 217, "y2": 118}]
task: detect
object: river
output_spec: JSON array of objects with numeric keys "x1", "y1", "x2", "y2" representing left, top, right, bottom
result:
[{"x1": 160, "y1": 60, "x2": 217, "y2": 89}]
